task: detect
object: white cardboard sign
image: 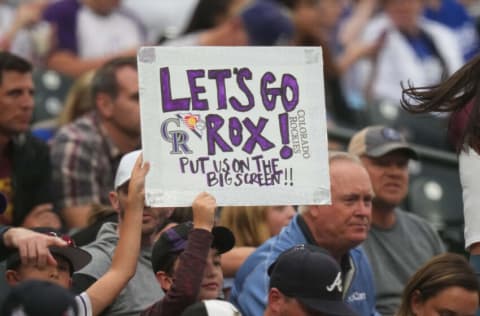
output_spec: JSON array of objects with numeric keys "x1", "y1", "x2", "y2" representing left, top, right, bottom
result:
[{"x1": 138, "y1": 46, "x2": 330, "y2": 207}]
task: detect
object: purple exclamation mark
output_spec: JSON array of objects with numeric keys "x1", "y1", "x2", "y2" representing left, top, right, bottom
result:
[{"x1": 279, "y1": 113, "x2": 293, "y2": 159}]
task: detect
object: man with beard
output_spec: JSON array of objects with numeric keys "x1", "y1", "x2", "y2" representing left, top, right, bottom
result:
[
  {"x1": 348, "y1": 125, "x2": 445, "y2": 316},
  {"x1": 50, "y1": 56, "x2": 141, "y2": 229},
  {"x1": 72, "y1": 150, "x2": 173, "y2": 316}
]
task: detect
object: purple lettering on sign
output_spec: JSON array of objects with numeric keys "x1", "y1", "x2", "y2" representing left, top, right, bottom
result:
[
  {"x1": 208, "y1": 69, "x2": 232, "y2": 110},
  {"x1": 260, "y1": 72, "x2": 279, "y2": 111},
  {"x1": 160, "y1": 67, "x2": 190, "y2": 112},
  {"x1": 229, "y1": 117, "x2": 243, "y2": 147},
  {"x1": 206, "y1": 114, "x2": 233, "y2": 155},
  {"x1": 281, "y1": 74, "x2": 299, "y2": 111},
  {"x1": 242, "y1": 117, "x2": 275, "y2": 154},
  {"x1": 187, "y1": 69, "x2": 208, "y2": 110},
  {"x1": 278, "y1": 113, "x2": 293, "y2": 159},
  {"x1": 229, "y1": 68, "x2": 254, "y2": 112}
]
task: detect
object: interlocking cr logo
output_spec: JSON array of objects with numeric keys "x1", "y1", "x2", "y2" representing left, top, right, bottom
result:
[{"x1": 160, "y1": 118, "x2": 193, "y2": 155}]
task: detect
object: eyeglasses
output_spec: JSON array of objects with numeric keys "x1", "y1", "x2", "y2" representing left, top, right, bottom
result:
[{"x1": 47, "y1": 232, "x2": 76, "y2": 247}]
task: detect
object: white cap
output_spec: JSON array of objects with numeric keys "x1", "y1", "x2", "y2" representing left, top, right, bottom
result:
[
  {"x1": 114, "y1": 150, "x2": 141, "y2": 190},
  {"x1": 181, "y1": 300, "x2": 241, "y2": 316}
]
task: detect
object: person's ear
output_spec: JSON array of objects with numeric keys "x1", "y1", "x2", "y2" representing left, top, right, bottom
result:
[
  {"x1": 155, "y1": 271, "x2": 173, "y2": 292},
  {"x1": 109, "y1": 191, "x2": 121, "y2": 213},
  {"x1": 95, "y1": 93, "x2": 115, "y2": 118},
  {"x1": 267, "y1": 288, "x2": 285, "y2": 313},
  {"x1": 5, "y1": 269, "x2": 21, "y2": 286},
  {"x1": 410, "y1": 289, "x2": 424, "y2": 316}
]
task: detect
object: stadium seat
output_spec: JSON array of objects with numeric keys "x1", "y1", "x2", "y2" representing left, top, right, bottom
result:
[
  {"x1": 31, "y1": 68, "x2": 73, "y2": 123},
  {"x1": 407, "y1": 158, "x2": 464, "y2": 253},
  {"x1": 363, "y1": 100, "x2": 453, "y2": 151}
]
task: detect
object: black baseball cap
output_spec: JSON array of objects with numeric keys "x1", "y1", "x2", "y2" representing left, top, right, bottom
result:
[
  {"x1": 268, "y1": 244, "x2": 356, "y2": 316},
  {"x1": 1, "y1": 280, "x2": 78, "y2": 316},
  {"x1": 3, "y1": 228, "x2": 91, "y2": 274},
  {"x1": 151, "y1": 222, "x2": 235, "y2": 273}
]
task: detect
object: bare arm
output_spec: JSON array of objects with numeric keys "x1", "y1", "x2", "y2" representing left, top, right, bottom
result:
[
  {"x1": 3, "y1": 227, "x2": 67, "y2": 267},
  {"x1": 46, "y1": 47, "x2": 138, "y2": 78},
  {"x1": 86, "y1": 154, "x2": 147, "y2": 316},
  {"x1": 0, "y1": 1, "x2": 47, "y2": 50},
  {"x1": 221, "y1": 246, "x2": 256, "y2": 277},
  {"x1": 338, "y1": 0, "x2": 378, "y2": 47}
]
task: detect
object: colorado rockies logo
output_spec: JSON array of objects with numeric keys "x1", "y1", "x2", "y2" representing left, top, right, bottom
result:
[{"x1": 160, "y1": 118, "x2": 193, "y2": 155}]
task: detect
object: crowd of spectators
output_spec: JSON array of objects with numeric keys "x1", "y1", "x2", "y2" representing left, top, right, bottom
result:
[{"x1": 1, "y1": 0, "x2": 480, "y2": 315}]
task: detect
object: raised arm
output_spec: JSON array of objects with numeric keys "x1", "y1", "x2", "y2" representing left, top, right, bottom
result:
[{"x1": 86, "y1": 154, "x2": 148, "y2": 316}]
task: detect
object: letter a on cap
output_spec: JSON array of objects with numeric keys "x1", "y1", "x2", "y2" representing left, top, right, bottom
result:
[{"x1": 326, "y1": 272, "x2": 343, "y2": 292}]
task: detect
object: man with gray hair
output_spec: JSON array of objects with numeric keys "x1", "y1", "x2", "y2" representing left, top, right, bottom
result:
[{"x1": 231, "y1": 151, "x2": 378, "y2": 316}]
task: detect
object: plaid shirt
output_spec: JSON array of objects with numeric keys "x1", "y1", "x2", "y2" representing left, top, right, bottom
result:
[{"x1": 50, "y1": 111, "x2": 122, "y2": 210}]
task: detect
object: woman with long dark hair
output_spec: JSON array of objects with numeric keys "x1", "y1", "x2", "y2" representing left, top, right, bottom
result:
[{"x1": 402, "y1": 53, "x2": 480, "y2": 268}]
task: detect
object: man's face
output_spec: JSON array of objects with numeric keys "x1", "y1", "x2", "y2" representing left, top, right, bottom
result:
[
  {"x1": 198, "y1": 249, "x2": 224, "y2": 301},
  {"x1": 311, "y1": 160, "x2": 373, "y2": 252},
  {"x1": 0, "y1": 71, "x2": 34, "y2": 137},
  {"x1": 317, "y1": 0, "x2": 346, "y2": 30},
  {"x1": 267, "y1": 289, "x2": 317, "y2": 316},
  {"x1": 384, "y1": 0, "x2": 423, "y2": 32},
  {"x1": 113, "y1": 188, "x2": 172, "y2": 236},
  {"x1": 10, "y1": 255, "x2": 72, "y2": 289},
  {"x1": 293, "y1": 0, "x2": 323, "y2": 39},
  {"x1": 109, "y1": 66, "x2": 141, "y2": 138},
  {"x1": 361, "y1": 150, "x2": 410, "y2": 209},
  {"x1": 85, "y1": 0, "x2": 121, "y2": 15}
]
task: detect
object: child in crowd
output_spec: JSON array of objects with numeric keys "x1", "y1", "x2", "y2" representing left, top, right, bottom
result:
[{"x1": 142, "y1": 192, "x2": 235, "y2": 316}]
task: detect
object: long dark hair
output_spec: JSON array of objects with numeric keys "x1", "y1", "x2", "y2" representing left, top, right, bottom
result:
[
  {"x1": 396, "y1": 253, "x2": 479, "y2": 316},
  {"x1": 401, "y1": 54, "x2": 480, "y2": 151}
]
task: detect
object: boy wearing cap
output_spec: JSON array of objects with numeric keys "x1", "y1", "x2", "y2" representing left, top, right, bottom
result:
[
  {"x1": 3, "y1": 154, "x2": 150, "y2": 316},
  {"x1": 265, "y1": 244, "x2": 356, "y2": 316},
  {"x1": 348, "y1": 125, "x2": 444, "y2": 316},
  {"x1": 142, "y1": 192, "x2": 235, "y2": 316}
]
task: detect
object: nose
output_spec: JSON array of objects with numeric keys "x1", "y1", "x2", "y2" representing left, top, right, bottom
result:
[
  {"x1": 20, "y1": 91, "x2": 34, "y2": 110},
  {"x1": 354, "y1": 199, "x2": 372, "y2": 218},
  {"x1": 203, "y1": 260, "x2": 216, "y2": 278},
  {"x1": 286, "y1": 206, "x2": 296, "y2": 220},
  {"x1": 49, "y1": 267, "x2": 60, "y2": 280}
]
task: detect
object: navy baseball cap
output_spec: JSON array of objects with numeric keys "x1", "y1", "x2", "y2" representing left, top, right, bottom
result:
[
  {"x1": 268, "y1": 244, "x2": 356, "y2": 316},
  {"x1": 151, "y1": 222, "x2": 235, "y2": 273},
  {"x1": 1, "y1": 280, "x2": 78, "y2": 316},
  {"x1": 240, "y1": 0, "x2": 294, "y2": 46}
]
